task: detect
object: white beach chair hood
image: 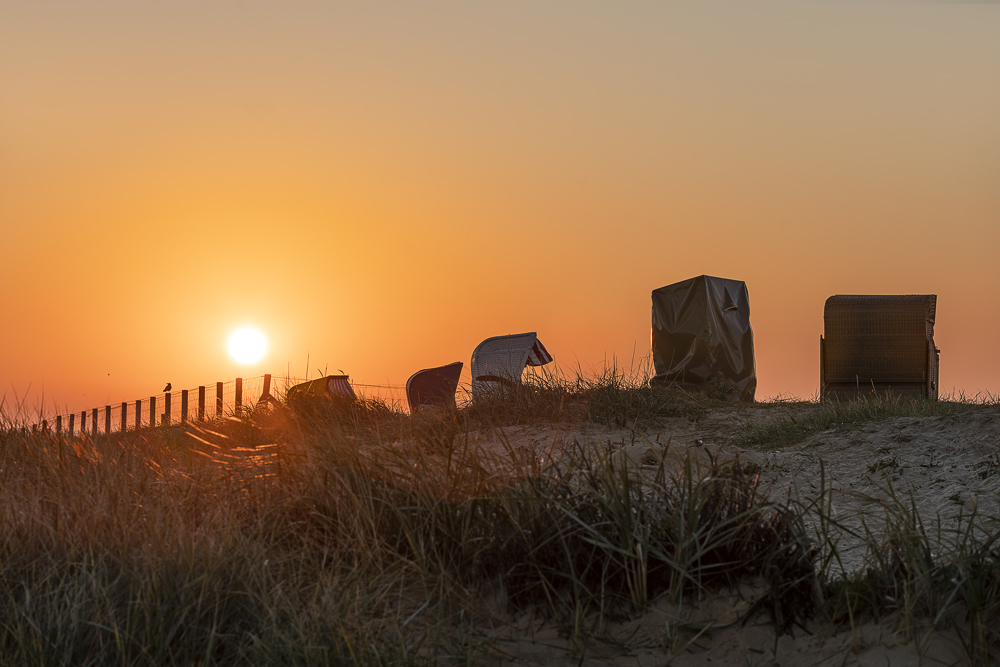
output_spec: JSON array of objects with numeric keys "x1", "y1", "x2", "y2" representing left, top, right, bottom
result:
[{"x1": 471, "y1": 332, "x2": 552, "y2": 396}]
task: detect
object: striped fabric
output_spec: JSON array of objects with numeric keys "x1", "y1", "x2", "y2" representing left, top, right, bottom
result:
[
  {"x1": 326, "y1": 375, "x2": 358, "y2": 399},
  {"x1": 287, "y1": 374, "x2": 358, "y2": 402},
  {"x1": 526, "y1": 339, "x2": 553, "y2": 366}
]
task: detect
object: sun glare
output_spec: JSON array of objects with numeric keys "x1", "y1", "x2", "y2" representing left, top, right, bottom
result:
[{"x1": 228, "y1": 328, "x2": 267, "y2": 364}]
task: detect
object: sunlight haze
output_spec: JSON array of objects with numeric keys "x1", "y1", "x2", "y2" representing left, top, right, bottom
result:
[{"x1": 2, "y1": 1, "x2": 998, "y2": 415}]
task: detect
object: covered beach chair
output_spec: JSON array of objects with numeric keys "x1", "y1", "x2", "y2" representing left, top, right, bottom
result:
[
  {"x1": 651, "y1": 275, "x2": 757, "y2": 402},
  {"x1": 406, "y1": 362, "x2": 463, "y2": 413},
  {"x1": 471, "y1": 332, "x2": 553, "y2": 397},
  {"x1": 286, "y1": 374, "x2": 357, "y2": 403},
  {"x1": 821, "y1": 295, "x2": 939, "y2": 401}
]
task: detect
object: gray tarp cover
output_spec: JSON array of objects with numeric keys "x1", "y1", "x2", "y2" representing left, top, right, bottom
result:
[{"x1": 651, "y1": 275, "x2": 757, "y2": 402}]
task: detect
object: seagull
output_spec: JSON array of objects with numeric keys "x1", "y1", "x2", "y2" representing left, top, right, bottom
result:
[{"x1": 163, "y1": 383, "x2": 172, "y2": 392}]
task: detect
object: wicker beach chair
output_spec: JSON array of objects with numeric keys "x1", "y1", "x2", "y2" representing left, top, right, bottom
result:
[
  {"x1": 406, "y1": 362, "x2": 463, "y2": 413},
  {"x1": 820, "y1": 295, "x2": 939, "y2": 400},
  {"x1": 471, "y1": 333, "x2": 552, "y2": 397}
]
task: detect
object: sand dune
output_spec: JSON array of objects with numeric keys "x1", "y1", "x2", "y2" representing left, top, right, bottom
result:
[{"x1": 460, "y1": 403, "x2": 1000, "y2": 666}]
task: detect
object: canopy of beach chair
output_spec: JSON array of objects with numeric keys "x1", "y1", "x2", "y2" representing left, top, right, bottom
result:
[
  {"x1": 651, "y1": 275, "x2": 757, "y2": 402},
  {"x1": 286, "y1": 374, "x2": 357, "y2": 403},
  {"x1": 471, "y1": 332, "x2": 552, "y2": 397},
  {"x1": 406, "y1": 362, "x2": 463, "y2": 412}
]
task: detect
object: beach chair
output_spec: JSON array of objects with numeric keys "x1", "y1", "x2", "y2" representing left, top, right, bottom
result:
[
  {"x1": 471, "y1": 332, "x2": 552, "y2": 397},
  {"x1": 406, "y1": 362, "x2": 463, "y2": 413},
  {"x1": 820, "y1": 295, "x2": 939, "y2": 401},
  {"x1": 651, "y1": 275, "x2": 757, "y2": 402},
  {"x1": 286, "y1": 374, "x2": 358, "y2": 403}
]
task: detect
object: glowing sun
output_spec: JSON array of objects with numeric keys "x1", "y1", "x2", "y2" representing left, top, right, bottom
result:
[{"x1": 228, "y1": 328, "x2": 267, "y2": 363}]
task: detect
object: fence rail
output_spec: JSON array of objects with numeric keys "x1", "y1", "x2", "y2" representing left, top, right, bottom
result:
[{"x1": 32, "y1": 374, "x2": 409, "y2": 438}]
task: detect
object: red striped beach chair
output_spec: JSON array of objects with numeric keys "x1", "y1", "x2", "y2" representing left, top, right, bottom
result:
[{"x1": 471, "y1": 332, "x2": 553, "y2": 398}]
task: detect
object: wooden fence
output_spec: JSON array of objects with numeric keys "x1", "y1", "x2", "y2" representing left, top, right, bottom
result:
[{"x1": 32, "y1": 375, "x2": 409, "y2": 438}]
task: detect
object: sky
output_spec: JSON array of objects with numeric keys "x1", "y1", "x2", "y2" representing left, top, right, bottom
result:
[{"x1": 2, "y1": 1, "x2": 999, "y2": 418}]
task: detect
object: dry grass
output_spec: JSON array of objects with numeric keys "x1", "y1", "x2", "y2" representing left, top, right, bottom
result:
[
  {"x1": 460, "y1": 363, "x2": 710, "y2": 428},
  {"x1": 1, "y1": 376, "x2": 998, "y2": 665},
  {"x1": 733, "y1": 392, "x2": 990, "y2": 450}
]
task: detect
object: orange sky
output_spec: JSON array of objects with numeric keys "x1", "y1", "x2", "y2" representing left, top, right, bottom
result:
[{"x1": 2, "y1": 2, "x2": 999, "y2": 417}]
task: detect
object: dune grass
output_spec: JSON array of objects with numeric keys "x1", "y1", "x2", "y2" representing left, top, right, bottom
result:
[
  {"x1": 801, "y1": 469, "x2": 1000, "y2": 666},
  {"x1": 0, "y1": 393, "x2": 808, "y2": 665},
  {"x1": 1, "y1": 377, "x2": 998, "y2": 665},
  {"x1": 460, "y1": 363, "x2": 710, "y2": 428},
  {"x1": 733, "y1": 392, "x2": 989, "y2": 450}
]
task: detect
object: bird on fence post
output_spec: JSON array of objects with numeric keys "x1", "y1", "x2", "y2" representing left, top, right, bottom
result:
[{"x1": 163, "y1": 383, "x2": 171, "y2": 392}]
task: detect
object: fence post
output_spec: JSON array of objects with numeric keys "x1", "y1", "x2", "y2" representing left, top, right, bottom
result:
[
  {"x1": 216, "y1": 382, "x2": 224, "y2": 417},
  {"x1": 92, "y1": 408, "x2": 98, "y2": 435},
  {"x1": 81, "y1": 411, "x2": 87, "y2": 436},
  {"x1": 42, "y1": 419, "x2": 48, "y2": 433},
  {"x1": 56, "y1": 415, "x2": 62, "y2": 435},
  {"x1": 121, "y1": 402, "x2": 128, "y2": 433},
  {"x1": 164, "y1": 392, "x2": 171, "y2": 426},
  {"x1": 135, "y1": 399, "x2": 142, "y2": 429},
  {"x1": 262, "y1": 374, "x2": 272, "y2": 399},
  {"x1": 149, "y1": 396, "x2": 156, "y2": 428},
  {"x1": 181, "y1": 390, "x2": 188, "y2": 424},
  {"x1": 69, "y1": 413, "x2": 75, "y2": 437},
  {"x1": 105, "y1": 406, "x2": 111, "y2": 434},
  {"x1": 235, "y1": 378, "x2": 242, "y2": 417},
  {"x1": 198, "y1": 386, "x2": 205, "y2": 421}
]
